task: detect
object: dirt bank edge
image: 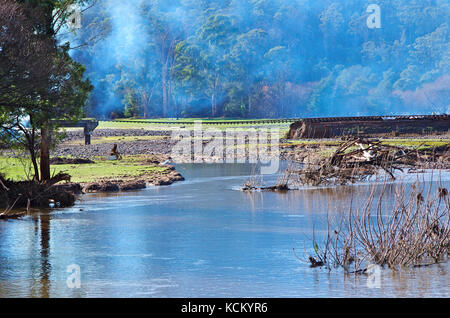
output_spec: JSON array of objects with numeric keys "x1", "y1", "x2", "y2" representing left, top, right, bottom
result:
[{"x1": 81, "y1": 165, "x2": 184, "y2": 193}]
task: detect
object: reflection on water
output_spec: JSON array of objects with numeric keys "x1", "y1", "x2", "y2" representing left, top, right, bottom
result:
[
  {"x1": 0, "y1": 163, "x2": 448, "y2": 297},
  {"x1": 38, "y1": 213, "x2": 50, "y2": 298}
]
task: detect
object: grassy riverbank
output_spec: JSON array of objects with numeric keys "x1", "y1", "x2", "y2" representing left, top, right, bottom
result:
[{"x1": 0, "y1": 155, "x2": 171, "y2": 183}]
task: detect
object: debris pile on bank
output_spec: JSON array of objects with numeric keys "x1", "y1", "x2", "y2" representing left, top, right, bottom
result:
[
  {"x1": 297, "y1": 138, "x2": 450, "y2": 186},
  {"x1": 243, "y1": 137, "x2": 450, "y2": 191},
  {"x1": 0, "y1": 172, "x2": 80, "y2": 216},
  {"x1": 296, "y1": 138, "x2": 406, "y2": 186}
]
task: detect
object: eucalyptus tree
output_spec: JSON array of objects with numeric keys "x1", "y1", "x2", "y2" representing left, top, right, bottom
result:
[{"x1": 0, "y1": 0, "x2": 92, "y2": 181}]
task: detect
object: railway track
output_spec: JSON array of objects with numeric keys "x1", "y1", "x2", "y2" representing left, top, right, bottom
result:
[
  {"x1": 112, "y1": 119, "x2": 295, "y2": 125},
  {"x1": 111, "y1": 114, "x2": 449, "y2": 126}
]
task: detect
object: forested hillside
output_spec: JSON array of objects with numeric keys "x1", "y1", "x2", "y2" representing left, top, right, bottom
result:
[{"x1": 71, "y1": 0, "x2": 450, "y2": 119}]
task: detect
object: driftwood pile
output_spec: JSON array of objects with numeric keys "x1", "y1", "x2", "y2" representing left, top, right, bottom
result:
[
  {"x1": 295, "y1": 138, "x2": 406, "y2": 186},
  {"x1": 243, "y1": 137, "x2": 449, "y2": 191},
  {"x1": 0, "y1": 172, "x2": 79, "y2": 216},
  {"x1": 296, "y1": 138, "x2": 449, "y2": 186}
]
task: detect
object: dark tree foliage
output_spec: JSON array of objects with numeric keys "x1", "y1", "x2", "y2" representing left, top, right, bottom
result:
[{"x1": 0, "y1": 0, "x2": 93, "y2": 181}]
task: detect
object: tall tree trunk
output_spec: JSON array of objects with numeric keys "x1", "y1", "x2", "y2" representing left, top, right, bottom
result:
[
  {"x1": 248, "y1": 91, "x2": 252, "y2": 117},
  {"x1": 40, "y1": 126, "x2": 51, "y2": 182},
  {"x1": 18, "y1": 118, "x2": 40, "y2": 181},
  {"x1": 211, "y1": 74, "x2": 219, "y2": 117},
  {"x1": 143, "y1": 92, "x2": 149, "y2": 119},
  {"x1": 28, "y1": 129, "x2": 40, "y2": 182},
  {"x1": 162, "y1": 62, "x2": 168, "y2": 117},
  {"x1": 145, "y1": 103, "x2": 150, "y2": 119},
  {"x1": 211, "y1": 93, "x2": 216, "y2": 117},
  {"x1": 30, "y1": 147, "x2": 40, "y2": 182}
]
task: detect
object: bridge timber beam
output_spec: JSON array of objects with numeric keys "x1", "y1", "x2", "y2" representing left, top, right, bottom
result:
[{"x1": 52, "y1": 119, "x2": 99, "y2": 145}]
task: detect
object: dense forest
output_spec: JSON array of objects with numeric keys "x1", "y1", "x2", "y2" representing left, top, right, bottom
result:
[{"x1": 70, "y1": 0, "x2": 449, "y2": 119}]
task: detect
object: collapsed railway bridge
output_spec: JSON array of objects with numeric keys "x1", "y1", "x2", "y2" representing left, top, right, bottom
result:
[
  {"x1": 288, "y1": 115, "x2": 450, "y2": 139},
  {"x1": 53, "y1": 119, "x2": 99, "y2": 145}
]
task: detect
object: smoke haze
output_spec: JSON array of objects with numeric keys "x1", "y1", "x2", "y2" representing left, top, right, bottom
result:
[{"x1": 67, "y1": 0, "x2": 450, "y2": 118}]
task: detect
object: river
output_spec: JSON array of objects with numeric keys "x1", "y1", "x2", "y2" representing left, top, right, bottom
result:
[{"x1": 0, "y1": 163, "x2": 449, "y2": 297}]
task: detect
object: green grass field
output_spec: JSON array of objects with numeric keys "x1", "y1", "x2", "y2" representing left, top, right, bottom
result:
[
  {"x1": 113, "y1": 117, "x2": 290, "y2": 123},
  {"x1": 0, "y1": 156, "x2": 169, "y2": 183},
  {"x1": 97, "y1": 119, "x2": 292, "y2": 130},
  {"x1": 379, "y1": 139, "x2": 449, "y2": 149}
]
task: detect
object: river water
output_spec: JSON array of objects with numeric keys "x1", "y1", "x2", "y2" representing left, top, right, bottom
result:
[{"x1": 0, "y1": 163, "x2": 449, "y2": 297}]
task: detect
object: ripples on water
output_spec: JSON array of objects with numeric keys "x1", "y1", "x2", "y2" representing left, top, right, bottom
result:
[{"x1": 0, "y1": 163, "x2": 448, "y2": 297}]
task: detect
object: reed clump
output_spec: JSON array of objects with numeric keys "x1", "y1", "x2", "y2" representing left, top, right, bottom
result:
[
  {"x1": 299, "y1": 180, "x2": 449, "y2": 273},
  {"x1": 242, "y1": 163, "x2": 296, "y2": 191}
]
